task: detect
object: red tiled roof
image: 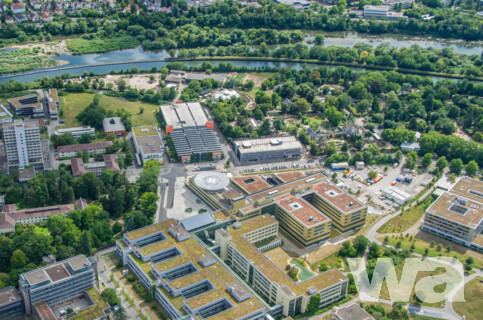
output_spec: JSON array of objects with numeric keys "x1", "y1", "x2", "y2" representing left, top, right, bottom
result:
[
  {"x1": 103, "y1": 154, "x2": 120, "y2": 172},
  {"x1": 11, "y1": 3, "x2": 25, "y2": 10},
  {"x1": 70, "y1": 158, "x2": 86, "y2": 177},
  {"x1": 58, "y1": 141, "x2": 113, "y2": 154}
]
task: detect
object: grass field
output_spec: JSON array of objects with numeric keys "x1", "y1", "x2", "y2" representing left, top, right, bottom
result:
[
  {"x1": 378, "y1": 206, "x2": 425, "y2": 234},
  {"x1": 452, "y1": 277, "x2": 483, "y2": 320},
  {"x1": 59, "y1": 93, "x2": 159, "y2": 127},
  {"x1": 0, "y1": 48, "x2": 57, "y2": 73},
  {"x1": 66, "y1": 36, "x2": 139, "y2": 55},
  {"x1": 383, "y1": 233, "x2": 483, "y2": 269}
]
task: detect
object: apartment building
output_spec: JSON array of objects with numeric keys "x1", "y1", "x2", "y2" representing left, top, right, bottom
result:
[
  {"x1": 8, "y1": 93, "x2": 44, "y2": 117},
  {"x1": 116, "y1": 220, "x2": 267, "y2": 320},
  {"x1": 215, "y1": 215, "x2": 348, "y2": 318},
  {"x1": 233, "y1": 136, "x2": 303, "y2": 163},
  {"x1": 57, "y1": 141, "x2": 113, "y2": 158},
  {"x1": 19, "y1": 255, "x2": 96, "y2": 315},
  {"x1": 422, "y1": 177, "x2": 483, "y2": 252},
  {"x1": 132, "y1": 126, "x2": 164, "y2": 164},
  {"x1": 3, "y1": 119, "x2": 43, "y2": 171},
  {"x1": 54, "y1": 126, "x2": 95, "y2": 140},
  {"x1": 0, "y1": 286, "x2": 24, "y2": 320},
  {"x1": 45, "y1": 89, "x2": 59, "y2": 119},
  {"x1": 311, "y1": 183, "x2": 367, "y2": 233}
]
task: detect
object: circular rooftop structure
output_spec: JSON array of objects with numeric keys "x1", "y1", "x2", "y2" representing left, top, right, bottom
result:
[{"x1": 194, "y1": 172, "x2": 230, "y2": 193}]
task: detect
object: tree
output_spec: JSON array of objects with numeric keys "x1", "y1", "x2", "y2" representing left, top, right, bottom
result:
[
  {"x1": 257, "y1": 119, "x2": 272, "y2": 136},
  {"x1": 139, "y1": 192, "x2": 159, "y2": 218},
  {"x1": 465, "y1": 160, "x2": 479, "y2": 176},
  {"x1": 307, "y1": 294, "x2": 321, "y2": 314},
  {"x1": 421, "y1": 153, "x2": 433, "y2": 168},
  {"x1": 10, "y1": 249, "x2": 27, "y2": 269},
  {"x1": 113, "y1": 305, "x2": 128, "y2": 320},
  {"x1": 436, "y1": 156, "x2": 447, "y2": 171},
  {"x1": 117, "y1": 79, "x2": 126, "y2": 92},
  {"x1": 368, "y1": 170, "x2": 377, "y2": 179},
  {"x1": 424, "y1": 248, "x2": 429, "y2": 256},
  {"x1": 449, "y1": 158, "x2": 463, "y2": 175},
  {"x1": 324, "y1": 141, "x2": 337, "y2": 156},
  {"x1": 353, "y1": 236, "x2": 370, "y2": 255},
  {"x1": 81, "y1": 231, "x2": 92, "y2": 256},
  {"x1": 466, "y1": 257, "x2": 474, "y2": 265},
  {"x1": 102, "y1": 288, "x2": 121, "y2": 306},
  {"x1": 325, "y1": 106, "x2": 343, "y2": 126}
]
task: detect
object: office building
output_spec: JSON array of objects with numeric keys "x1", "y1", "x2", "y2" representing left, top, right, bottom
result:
[
  {"x1": 70, "y1": 154, "x2": 120, "y2": 177},
  {"x1": 103, "y1": 117, "x2": 126, "y2": 136},
  {"x1": 311, "y1": 183, "x2": 367, "y2": 233},
  {"x1": 3, "y1": 119, "x2": 43, "y2": 171},
  {"x1": 422, "y1": 177, "x2": 483, "y2": 252},
  {"x1": 116, "y1": 220, "x2": 267, "y2": 320},
  {"x1": 44, "y1": 89, "x2": 59, "y2": 119},
  {"x1": 19, "y1": 255, "x2": 96, "y2": 315},
  {"x1": 132, "y1": 126, "x2": 164, "y2": 164},
  {"x1": 215, "y1": 215, "x2": 348, "y2": 318},
  {"x1": 364, "y1": 5, "x2": 389, "y2": 18},
  {"x1": 0, "y1": 286, "x2": 24, "y2": 320},
  {"x1": 57, "y1": 141, "x2": 113, "y2": 158},
  {"x1": 382, "y1": 187, "x2": 411, "y2": 205},
  {"x1": 0, "y1": 204, "x2": 74, "y2": 234},
  {"x1": 0, "y1": 104, "x2": 14, "y2": 124},
  {"x1": 188, "y1": 171, "x2": 367, "y2": 246},
  {"x1": 54, "y1": 126, "x2": 95, "y2": 140},
  {"x1": 233, "y1": 136, "x2": 303, "y2": 163},
  {"x1": 8, "y1": 93, "x2": 44, "y2": 118},
  {"x1": 160, "y1": 102, "x2": 222, "y2": 163}
]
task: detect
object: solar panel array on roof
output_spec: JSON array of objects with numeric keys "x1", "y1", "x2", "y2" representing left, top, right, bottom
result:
[{"x1": 170, "y1": 127, "x2": 222, "y2": 156}]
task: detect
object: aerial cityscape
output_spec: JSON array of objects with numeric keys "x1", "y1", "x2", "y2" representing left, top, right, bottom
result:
[{"x1": 0, "y1": 0, "x2": 482, "y2": 320}]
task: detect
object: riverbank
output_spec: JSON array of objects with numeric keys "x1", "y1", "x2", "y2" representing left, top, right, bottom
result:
[{"x1": 170, "y1": 56, "x2": 483, "y2": 82}]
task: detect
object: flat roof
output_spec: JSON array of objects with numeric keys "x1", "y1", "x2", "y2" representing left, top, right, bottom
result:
[
  {"x1": 132, "y1": 125, "x2": 160, "y2": 137},
  {"x1": 312, "y1": 182, "x2": 366, "y2": 214},
  {"x1": 334, "y1": 303, "x2": 375, "y2": 320},
  {"x1": 274, "y1": 171, "x2": 306, "y2": 183},
  {"x1": 276, "y1": 193, "x2": 330, "y2": 227},
  {"x1": 135, "y1": 135, "x2": 164, "y2": 155},
  {"x1": 0, "y1": 287, "x2": 21, "y2": 307},
  {"x1": 46, "y1": 89, "x2": 59, "y2": 113},
  {"x1": 8, "y1": 92, "x2": 43, "y2": 111},
  {"x1": 160, "y1": 102, "x2": 208, "y2": 130},
  {"x1": 55, "y1": 126, "x2": 94, "y2": 134},
  {"x1": 24, "y1": 269, "x2": 49, "y2": 286},
  {"x1": 450, "y1": 177, "x2": 483, "y2": 204},
  {"x1": 427, "y1": 192, "x2": 483, "y2": 228},
  {"x1": 45, "y1": 264, "x2": 70, "y2": 282},
  {"x1": 35, "y1": 301, "x2": 56, "y2": 320},
  {"x1": 129, "y1": 220, "x2": 266, "y2": 320},
  {"x1": 232, "y1": 176, "x2": 272, "y2": 194},
  {"x1": 125, "y1": 223, "x2": 165, "y2": 241},
  {"x1": 233, "y1": 136, "x2": 303, "y2": 154},
  {"x1": 67, "y1": 255, "x2": 90, "y2": 272},
  {"x1": 103, "y1": 117, "x2": 126, "y2": 133},
  {"x1": 194, "y1": 172, "x2": 230, "y2": 192},
  {"x1": 226, "y1": 215, "x2": 347, "y2": 295}
]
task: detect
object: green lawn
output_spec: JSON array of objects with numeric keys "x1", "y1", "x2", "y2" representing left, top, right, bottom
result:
[
  {"x1": 384, "y1": 235, "x2": 483, "y2": 270},
  {"x1": 378, "y1": 206, "x2": 425, "y2": 234},
  {"x1": 452, "y1": 277, "x2": 483, "y2": 320},
  {"x1": 66, "y1": 36, "x2": 139, "y2": 55},
  {"x1": 59, "y1": 93, "x2": 159, "y2": 127},
  {"x1": 310, "y1": 252, "x2": 341, "y2": 271}
]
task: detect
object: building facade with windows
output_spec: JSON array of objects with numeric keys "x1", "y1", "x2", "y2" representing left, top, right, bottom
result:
[
  {"x1": 116, "y1": 220, "x2": 267, "y2": 320},
  {"x1": 233, "y1": 137, "x2": 303, "y2": 163},
  {"x1": 422, "y1": 177, "x2": 483, "y2": 252},
  {"x1": 18, "y1": 255, "x2": 96, "y2": 315},
  {"x1": 3, "y1": 119, "x2": 43, "y2": 171},
  {"x1": 54, "y1": 126, "x2": 95, "y2": 140},
  {"x1": 132, "y1": 126, "x2": 164, "y2": 164},
  {"x1": 0, "y1": 286, "x2": 24, "y2": 320},
  {"x1": 8, "y1": 93, "x2": 44, "y2": 118},
  {"x1": 215, "y1": 215, "x2": 348, "y2": 318},
  {"x1": 57, "y1": 141, "x2": 113, "y2": 158}
]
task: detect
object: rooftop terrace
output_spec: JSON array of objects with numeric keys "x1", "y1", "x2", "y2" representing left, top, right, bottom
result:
[
  {"x1": 274, "y1": 171, "x2": 306, "y2": 183},
  {"x1": 226, "y1": 215, "x2": 347, "y2": 295},
  {"x1": 132, "y1": 126, "x2": 160, "y2": 137},
  {"x1": 450, "y1": 177, "x2": 483, "y2": 204},
  {"x1": 427, "y1": 192, "x2": 483, "y2": 228}
]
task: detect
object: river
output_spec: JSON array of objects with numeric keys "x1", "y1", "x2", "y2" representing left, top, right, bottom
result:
[{"x1": 0, "y1": 31, "x2": 481, "y2": 83}]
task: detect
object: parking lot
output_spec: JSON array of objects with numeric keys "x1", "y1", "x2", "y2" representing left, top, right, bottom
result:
[{"x1": 335, "y1": 161, "x2": 433, "y2": 214}]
